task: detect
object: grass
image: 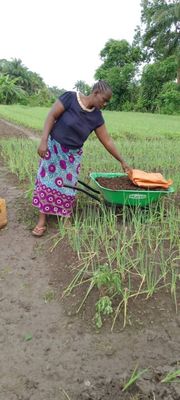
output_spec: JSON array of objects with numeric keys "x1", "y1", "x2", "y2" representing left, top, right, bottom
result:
[
  {"x1": 104, "y1": 110, "x2": 180, "y2": 139},
  {"x1": 122, "y1": 366, "x2": 148, "y2": 391},
  {"x1": 0, "y1": 105, "x2": 48, "y2": 131},
  {"x1": 161, "y1": 369, "x2": 180, "y2": 383},
  {"x1": 0, "y1": 104, "x2": 180, "y2": 139},
  {"x1": 1, "y1": 135, "x2": 180, "y2": 190}
]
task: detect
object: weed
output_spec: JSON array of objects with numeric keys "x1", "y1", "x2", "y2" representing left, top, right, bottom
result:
[
  {"x1": 94, "y1": 296, "x2": 113, "y2": 328},
  {"x1": 43, "y1": 289, "x2": 55, "y2": 303},
  {"x1": 161, "y1": 369, "x2": 180, "y2": 383},
  {"x1": 122, "y1": 365, "x2": 148, "y2": 391},
  {"x1": 23, "y1": 334, "x2": 33, "y2": 341}
]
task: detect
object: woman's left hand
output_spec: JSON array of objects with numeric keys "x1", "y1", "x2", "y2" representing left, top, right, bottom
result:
[{"x1": 121, "y1": 161, "x2": 132, "y2": 174}]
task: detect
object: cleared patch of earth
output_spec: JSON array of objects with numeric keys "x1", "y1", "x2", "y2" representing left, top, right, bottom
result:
[{"x1": 0, "y1": 119, "x2": 180, "y2": 400}]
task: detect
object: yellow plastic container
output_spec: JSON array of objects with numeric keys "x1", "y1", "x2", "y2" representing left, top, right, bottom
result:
[{"x1": 0, "y1": 198, "x2": 7, "y2": 228}]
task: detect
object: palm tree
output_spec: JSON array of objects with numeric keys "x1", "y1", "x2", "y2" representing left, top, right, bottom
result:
[
  {"x1": 141, "y1": 0, "x2": 180, "y2": 84},
  {"x1": 0, "y1": 58, "x2": 45, "y2": 94}
]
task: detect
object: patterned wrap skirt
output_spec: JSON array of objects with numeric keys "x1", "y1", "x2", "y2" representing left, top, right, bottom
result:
[{"x1": 32, "y1": 136, "x2": 83, "y2": 217}]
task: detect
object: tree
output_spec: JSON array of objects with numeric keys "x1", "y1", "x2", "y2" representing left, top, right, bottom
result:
[
  {"x1": 0, "y1": 58, "x2": 45, "y2": 94},
  {"x1": 97, "y1": 39, "x2": 143, "y2": 69},
  {"x1": 73, "y1": 80, "x2": 91, "y2": 95},
  {"x1": 140, "y1": 0, "x2": 180, "y2": 84},
  {"x1": 95, "y1": 39, "x2": 142, "y2": 110},
  {"x1": 156, "y1": 81, "x2": 180, "y2": 114},
  {"x1": 48, "y1": 86, "x2": 65, "y2": 98},
  {"x1": 137, "y1": 56, "x2": 177, "y2": 111},
  {"x1": 0, "y1": 58, "x2": 67, "y2": 105}
]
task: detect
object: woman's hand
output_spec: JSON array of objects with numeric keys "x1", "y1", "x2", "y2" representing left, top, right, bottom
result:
[
  {"x1": 121, "y1": 161, "x2": 132, "y2": 174},
  {"x1": 38, "y1": 139, "x2": 48, "y2": 158}
]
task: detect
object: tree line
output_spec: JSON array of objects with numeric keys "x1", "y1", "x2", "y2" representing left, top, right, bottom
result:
[
  {"x1": 0, "y1": 58, "x2": 65, "y2": 107},
  {"x1": 0, "y1": 0, "x2": 179, "y2": 114}
]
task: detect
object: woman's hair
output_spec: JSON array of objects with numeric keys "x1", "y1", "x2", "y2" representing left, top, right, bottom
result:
[{"x1": 92, "y1": 80, "x2": 112, "y2": 94}]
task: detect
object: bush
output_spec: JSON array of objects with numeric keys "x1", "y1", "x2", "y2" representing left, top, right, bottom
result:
[
  {"x1": 27, "y1": 88, "x2": 55, "y2": 106},
  {"x1": 156, "y1": 82, "x2": 180, "y2": 115},
  {"x1": 121, "y1": 100, "x2": 135, "y2": 111}
]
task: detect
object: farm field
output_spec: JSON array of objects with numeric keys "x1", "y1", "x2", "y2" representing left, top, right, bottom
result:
[
  {"x1": 0, "y1": 104, "x2": 180, "y2": 139},
  {"x1": 0, "y1": 109, "x2": 180, "y2": 400}
]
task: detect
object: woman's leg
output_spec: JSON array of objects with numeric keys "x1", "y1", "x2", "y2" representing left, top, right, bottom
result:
[
  {"x1": 32, "y1": 212, "x2": 47, "y2": 236},
  {"x1": 36, "y1": 212, "x2": 47, "y2": 228}
]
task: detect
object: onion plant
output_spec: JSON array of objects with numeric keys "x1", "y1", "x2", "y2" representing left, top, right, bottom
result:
[{"x1": 1, "y1": 133, "x2": 180, "y2": 329}]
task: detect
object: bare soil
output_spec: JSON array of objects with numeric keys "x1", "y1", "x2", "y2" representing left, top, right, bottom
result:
[{"x1": 0, "y1": 119, "x2": 180, "y2": 400}]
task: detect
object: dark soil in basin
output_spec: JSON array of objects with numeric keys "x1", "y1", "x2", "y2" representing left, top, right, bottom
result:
[{"x1": 96, "y1": 176, "x2": 167, "y2": 191}]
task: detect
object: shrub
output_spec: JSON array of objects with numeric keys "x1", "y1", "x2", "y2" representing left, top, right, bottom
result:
[{"x1": 156, "y1": 82, "x2": 180, "y2": 115}]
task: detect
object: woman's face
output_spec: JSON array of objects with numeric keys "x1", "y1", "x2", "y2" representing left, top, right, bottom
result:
[{"x1": 93, "y1": 90, "x2": 112, "y2": 109}]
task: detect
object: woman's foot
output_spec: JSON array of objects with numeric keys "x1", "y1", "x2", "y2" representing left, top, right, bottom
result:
[
  {"x1": 32, "y1": 225, "x2": 47, "y2": 237},
  {"x1": 32, "y1": 212, "x2": 47, "y2": 236}
]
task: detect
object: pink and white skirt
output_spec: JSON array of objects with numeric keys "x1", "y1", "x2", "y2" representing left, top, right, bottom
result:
[{"x1": 32, "y1": 136, "x2": 83, "y2": 217}]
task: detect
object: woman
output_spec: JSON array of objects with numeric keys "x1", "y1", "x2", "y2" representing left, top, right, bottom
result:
[{"x1": 32, "y1": 80, "x2": 131, "y2": 236}]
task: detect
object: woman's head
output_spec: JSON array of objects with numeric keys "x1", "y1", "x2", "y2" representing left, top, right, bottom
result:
[{"x1": 92, "y1": 80, "x2": 112, "y2": 109}]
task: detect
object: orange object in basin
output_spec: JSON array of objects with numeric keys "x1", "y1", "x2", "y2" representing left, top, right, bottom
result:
[{"x1": 128, "y1": 169, "x2": 173, "y2": 189}]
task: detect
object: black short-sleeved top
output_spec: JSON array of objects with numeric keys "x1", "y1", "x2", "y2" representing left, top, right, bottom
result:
[{"x1": 50, "y1": 91, "x2": 104, "y2": 149}]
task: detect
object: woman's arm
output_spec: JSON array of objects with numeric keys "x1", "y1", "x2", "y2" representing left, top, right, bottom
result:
[
  {"x1": 95, "y1": 124, "x2": 131, "y2": 172},
  {"x1": 38, "y1": 99, "x2": 65, "y2": 158}
]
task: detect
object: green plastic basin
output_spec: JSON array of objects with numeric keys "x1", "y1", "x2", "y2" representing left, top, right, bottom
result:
[{"x1": 90, "y1": 172, "x2": 175, "y2": 207}]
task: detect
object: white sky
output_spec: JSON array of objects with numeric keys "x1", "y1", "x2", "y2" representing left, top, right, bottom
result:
[{"x1": 1, "y1": 0, "x2": 141, "y2": 90}]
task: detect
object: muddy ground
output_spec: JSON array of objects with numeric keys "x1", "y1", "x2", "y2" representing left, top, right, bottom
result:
[{"x1": 0, "y1": 119, "x2": 180, "y2": 400}]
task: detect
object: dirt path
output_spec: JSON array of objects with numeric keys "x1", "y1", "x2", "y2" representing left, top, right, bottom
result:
[{"x1": 0, "y1": 119, "x2": 180, "y2": 400}]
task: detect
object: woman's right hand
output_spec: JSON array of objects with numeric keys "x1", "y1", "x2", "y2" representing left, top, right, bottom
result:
[{"x1": 38, "y1": 139, "x2": 48, "y2": 158}]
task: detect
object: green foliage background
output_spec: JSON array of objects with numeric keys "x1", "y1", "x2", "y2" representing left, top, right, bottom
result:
[{"x1": 0, "y1": 1, "x2": 179, "y2": 114}]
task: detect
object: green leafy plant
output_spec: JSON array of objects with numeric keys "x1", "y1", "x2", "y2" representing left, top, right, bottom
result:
[{"x1": 94, "y1": 296, "x2": 113, "y2": 328}]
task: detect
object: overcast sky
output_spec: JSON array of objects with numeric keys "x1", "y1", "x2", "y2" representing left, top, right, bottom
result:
[{"x1": 1, "y1": 0, "x2": 141, "y2": 90}]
